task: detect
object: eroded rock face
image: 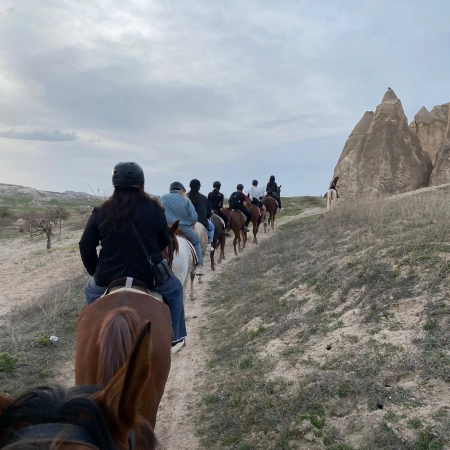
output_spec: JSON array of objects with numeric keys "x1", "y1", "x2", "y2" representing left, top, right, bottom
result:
[
  {"x1": 333, "y1": 88, "x2": 433, "y2": 200},
  {"x1": 430, "y1": 112, "x2": 450, "y2": 186},
  {"x1": 410, "y1": 104, "x2": 449, "y2": 163}
]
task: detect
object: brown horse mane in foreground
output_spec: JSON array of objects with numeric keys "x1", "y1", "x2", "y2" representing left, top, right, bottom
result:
[
  {"x1": 75, "y1": 284, "x2": 172, "y2": 433},
  {"x1": 0, "y1": 323, "x2": 159, "y2": 450}
]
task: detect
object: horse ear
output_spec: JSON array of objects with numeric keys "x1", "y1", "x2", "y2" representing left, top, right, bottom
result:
[
  {"x1": 96, "y1": 322, "x2": 152, "y2": 429},
  {"x1": 170, "y1": 220, "x2": 180, "y2": 234},
  {"x1": 0, "y1": 395, "x2": 13, "y2": 413}
]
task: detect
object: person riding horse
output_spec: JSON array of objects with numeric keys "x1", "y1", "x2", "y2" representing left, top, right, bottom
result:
[
  {"x1": 329, "y1": 176, "x2": 340, "y2": 198},
  {"x1": 208, "y1": 181, "x2": 231, "y2": 237},
  {"x1": 247, "y1": 179, "x2": 267, "y2": 223},
  {"x1": 266, "y1": 175, "x2": 283, "y2": 210},
  {"x1": 159, "y1": 181, "x2": 205, "y2": 276},
  {"x1": 187, "y1": 178, "x2": 214, "y2": 252},
  {"x1": 78, "y1": 161, "x2": 186, "y2": 352},
  {"x1": 228, "y1": 184, "x2": 251, "y2": 233}
]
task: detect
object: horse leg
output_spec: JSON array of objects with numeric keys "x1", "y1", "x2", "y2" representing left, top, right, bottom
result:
[
  {"x1": 190, "y1": 269, "x2": 195, "y2": 299},
  {"x1": 253, "y1": 221, "x2": 258, "y2": 244},
  {"x1": 210, "y1": 248, "x2": 215, "y2": 271},
  {"x1": 233, "y1": 235, "x2": 238, "y2": 256}
]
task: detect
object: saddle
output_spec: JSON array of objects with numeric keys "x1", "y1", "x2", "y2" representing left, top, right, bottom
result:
[
  {"x1": 230, "y1": 208, "x2": 247, "y2": 222},
  {"x1": 102, "y1": 277, "x2": 163, "y2": 302}
]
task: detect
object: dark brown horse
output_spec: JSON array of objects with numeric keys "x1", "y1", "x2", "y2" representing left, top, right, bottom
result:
[
  {"x1": 246, "y1": 198, "x2": 265, "y2": 244},
  {"x1": 221, "y1": 207, "x2": 247, "y2": 255},
  {"x1": 210, "y1": 212, "x2": 226, "y2": 270},
  {"x1": 75, "y1": 282, "x2": 172, "y2": 437},
  {"x1": 0, "y1": 323, "x2": 159, "y2": 450}
]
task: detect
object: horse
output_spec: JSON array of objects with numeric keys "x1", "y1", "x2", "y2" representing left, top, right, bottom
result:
[
  {"x1": 210, "y1": 212, "x2": 226, "y2": 270},
  {"x1": 246, "y1": 197, "x2": 265, "y2": 244},
  {"x1": 193, "y1": 221, "x2": 208, "y2": 282},
  {"x1": 0, "y1": 323, "x2": 159, "y2": 450},
  {"x1": 75, "y1": 282, "x2": 172, "y2": 437},
  {"x1": 327, "y1": 189, "x2": 337, "y2": 210},
  {"x1": 262, "y1": 195, "x2": 278, "y2": 231},
  {"x1": 221, "y1": 207, "x2": 247, "y2": 256}
]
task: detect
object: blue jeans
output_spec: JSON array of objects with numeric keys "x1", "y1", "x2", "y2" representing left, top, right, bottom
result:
[
  {"x1": 178, "y1": 224, "x2": 203, "y2": 265},
  {"x1": 84, "y1": 274, "x2": 186, "y2": 343},
  {"x1": 206, "y1": 219, "x2": 214, "y2": 243}
]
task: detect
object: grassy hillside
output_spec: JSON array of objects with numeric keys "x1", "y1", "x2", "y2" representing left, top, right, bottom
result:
[{"x1": 198, "y1": 189, "x2": 450, "y2": 449}]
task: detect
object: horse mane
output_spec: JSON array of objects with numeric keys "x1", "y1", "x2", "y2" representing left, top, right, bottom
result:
[
  {"x1": 97, "y1": 307, "x2": 141, "y2": 386},
  {"x1": 0, "y1": 385, "x2": 115, "y2": 450},
  {"x1": 0, "y1": 385, "x2": 159, "y2": 450}
]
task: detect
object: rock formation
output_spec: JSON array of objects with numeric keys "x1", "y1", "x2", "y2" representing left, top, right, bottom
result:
[
  {"x1": 429, "y1": 112, "x2": 450, "y2": 186},
  {"x1": 333, "y1": 88, "x2": 433, "y2": 200},
  {"x1": 409, "y1": 103, "x2": 449, "y2": 163}
]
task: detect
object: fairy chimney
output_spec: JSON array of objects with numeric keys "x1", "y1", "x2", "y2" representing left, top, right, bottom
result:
[
  {"x1": 333, "y1": 88, "x2": 432, "y2": 200},
  {"x1": 409, "y1": 103, "x2": 449, "y2": 163},
  {"x1": 429, "y1": 112, "x2": 450, "y2": 186}
]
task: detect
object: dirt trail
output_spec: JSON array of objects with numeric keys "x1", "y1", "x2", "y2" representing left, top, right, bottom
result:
[{"x1": 156, "y1": 207, "x2": 325, "y2": 450}]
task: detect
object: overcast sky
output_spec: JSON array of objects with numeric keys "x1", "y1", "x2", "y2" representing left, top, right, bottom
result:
[{"x1": 1, "y1": 0, "x2": 449, "y2": 197}]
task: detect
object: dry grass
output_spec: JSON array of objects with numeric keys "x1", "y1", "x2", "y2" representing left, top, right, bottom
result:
[
  {"x1": 0, "y1": 273, "x2": 87, "y2": 395},
  {"x1": 198, "y1": 188, "x2": 450, "y2": 449}
]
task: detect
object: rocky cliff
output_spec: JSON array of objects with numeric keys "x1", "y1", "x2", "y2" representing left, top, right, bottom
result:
[
  {"x1": 430, "y1": 111, "x2": 450, "y2": 186},
  {"x1": 409, "y1": 103, "x2": 449, "y2": 163},
  {"x1": 333, "y1": 88, "x2": 433, "y2": 200}
]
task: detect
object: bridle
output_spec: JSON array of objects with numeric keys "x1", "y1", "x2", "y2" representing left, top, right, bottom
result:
[{"x1": 5, "y1": 423, "x2": 136, "y2": 450}]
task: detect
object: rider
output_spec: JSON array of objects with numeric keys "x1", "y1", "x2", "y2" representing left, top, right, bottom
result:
[
  {"x1": 228, "y1": 184, "x2": 251, "y2": 233},
  {"x1": 247, "y1": 180, "x2": 267, "y2": 223},
  {"x1": 187, "y1": 179, "x2": 214, "y2": 252},
  {"x1": 159, "y1": 182, "x2": 204, "y2": 276},
  {"x1": 266, "y1": 175, "x2": 283, "y2": 211},
  {"x1": 208, "y1": 181, "x2": 231, "y2": 237},
  {"x1": 329, "y1": 176, "x2": 340, "y2": 198},
  {"x1": 79, "y1": 161, "x2": 186, "y2": 352}
]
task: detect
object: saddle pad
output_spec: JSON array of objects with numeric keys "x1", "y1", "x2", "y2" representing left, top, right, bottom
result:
[{"x1": 100, "y1": 286, "x2": 163, "y2": 302}]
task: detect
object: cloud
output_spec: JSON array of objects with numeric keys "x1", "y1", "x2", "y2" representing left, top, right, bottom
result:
[{"x1": 0, "y1": 126, "x2": 78, "y2": 142}]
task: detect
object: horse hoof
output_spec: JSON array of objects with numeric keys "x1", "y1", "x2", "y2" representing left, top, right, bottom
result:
[
  {"x1": 217, "y1": 260, "x2": 222, "y2": 264},
  {"x1": 211, "y1": 266, "x2": 215, "y2": 271}
]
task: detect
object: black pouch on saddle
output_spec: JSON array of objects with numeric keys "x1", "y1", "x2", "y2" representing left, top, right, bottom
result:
[{"x1": 131, "y1": 224, "x2": 171, "y2": 287}]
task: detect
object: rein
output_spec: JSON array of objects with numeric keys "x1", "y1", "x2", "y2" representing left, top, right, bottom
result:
[{"x1": 6, "y1": 423, "x2": 136, "y2": 450}]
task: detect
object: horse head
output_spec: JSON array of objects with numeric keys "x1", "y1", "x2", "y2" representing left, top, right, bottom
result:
[{"x1": 0, "y1": 323, "x2": 158, "y2": 450}]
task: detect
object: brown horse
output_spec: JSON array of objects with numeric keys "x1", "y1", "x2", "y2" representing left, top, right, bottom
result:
[
  {"x1": 262, "y1": 195, "x2": 278, "y2": 230},
  {"x1": 75, "y1": 281, "x2": 172, "y2": 436},
  {"x1": 246, "y1": 199, "x2": 265, "y2": 244},
  {"x1": 0, "y1": 323, "x2": 159, "y2": 450},
  {"x1": 210, "y1": 212, "x2": 226, "y2": 270},
  {"x1": 221, "y1": 207, "x2": 247, "y2": 255}
]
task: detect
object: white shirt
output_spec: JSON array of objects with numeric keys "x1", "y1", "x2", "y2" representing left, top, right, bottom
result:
[{"x1": 247, "y1": 186, "x2": 266, "y2": 200}]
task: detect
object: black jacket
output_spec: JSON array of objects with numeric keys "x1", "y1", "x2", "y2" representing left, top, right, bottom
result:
[
  {"x1": 187, "y1": 190, "x2": 211, "y2": 228},
  {"x1": 266, "y1": 181, "x2": 278, "y2": 195},
  {"x1": 79, "y1": 198, "x2": 170, "y2": 288},
  {"x1": 208, "y1": 190, "x2": 224, "y2": 212}
]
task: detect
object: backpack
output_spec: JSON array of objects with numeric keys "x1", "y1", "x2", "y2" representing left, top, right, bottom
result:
[{"x1": 229, "y1": 192, "x2": 241, "y2": 208}]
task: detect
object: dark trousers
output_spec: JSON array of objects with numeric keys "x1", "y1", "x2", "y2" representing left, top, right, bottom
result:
[
  {"x1": 270, "y1": 193, "x2": 282, "y2": 208},
  {"x1": 235, "y1": 205, "x2": 251, "y2": 226}
]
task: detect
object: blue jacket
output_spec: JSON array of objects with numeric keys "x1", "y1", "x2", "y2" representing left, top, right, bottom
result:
[{"x1": 159, "y1": 191, "x2": 198, "y2": 227}]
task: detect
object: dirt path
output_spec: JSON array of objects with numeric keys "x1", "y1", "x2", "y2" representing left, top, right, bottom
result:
[{"x1": 156, "y1": 207, "x2": 325, "y2": 450}]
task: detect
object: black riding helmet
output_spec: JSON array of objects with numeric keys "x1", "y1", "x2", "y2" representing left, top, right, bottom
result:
[
  {"x1": 270, "y1": 175, "x2": 275, "y2": 180},
  {"x1": 189, "y1": 179, "x2": 201, "y2": 191},
  {"x1": 213, "y1": 181, "x2": 221, "y2": 189},
  {"x1": 252, "y1": 180, "x2": 258, "y2": 186},
  {"x1": 170, "y1": 181, "x2": 186, "y2": 192},
  {"x1": 237, "y1": 184, "x2": 244, "y2": 190},
  {"x1": 112, "y1": 162, "x2": 144, "y2": 189}
]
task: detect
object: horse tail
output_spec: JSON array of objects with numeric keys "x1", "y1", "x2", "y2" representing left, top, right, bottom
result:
[
  {"x1": 327, "y1": 190, "x2": 332, "y2": 210},
  {"x1": 97, "y1": 307, "x2": 141, "y2": 386}
]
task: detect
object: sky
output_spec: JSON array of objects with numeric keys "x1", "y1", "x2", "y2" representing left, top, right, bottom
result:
[{"x1": 1, "y1": 0, "x2": 449, "y2": 198}]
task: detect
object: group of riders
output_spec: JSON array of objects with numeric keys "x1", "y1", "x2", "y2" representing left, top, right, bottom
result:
[{"x1": 79, "y1": 162, "x2": 283, "y2": 354}]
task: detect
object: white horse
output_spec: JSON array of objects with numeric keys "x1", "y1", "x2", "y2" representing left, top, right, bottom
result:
[
  {"x1": 172, "y1": 234, "x2": 197, "y2": 300},
  {"x1": 327, "y1": 189, "x2": 337, "y2": 210},
  {"x1": 171, "y1": 221, "x2": 208, "y2": 300}
]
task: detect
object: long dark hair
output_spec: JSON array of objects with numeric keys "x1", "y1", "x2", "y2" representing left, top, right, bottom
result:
[{"x1": 99, "y1": 187, "x2": 162, "y2": 233}]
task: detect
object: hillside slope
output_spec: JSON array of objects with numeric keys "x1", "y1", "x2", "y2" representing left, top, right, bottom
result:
[{"x1": 199, "y1": 188, "x2": 450, "y2": 449}]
